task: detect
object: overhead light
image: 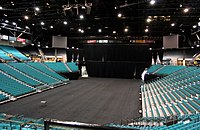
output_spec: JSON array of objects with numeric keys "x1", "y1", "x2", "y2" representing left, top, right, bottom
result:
[
  {"x1": 118, "y1": 13, "x2": 122, "y2": 18},
  {"x1": 150, "y1": 0, "x2": 156, "y2": 5},
  {"x1": 12, "y1": 22, "x2": 16, "y2": 25},
  {"x1": 145, "y1": 28, "x2": 149, "y2": 32},
  {"x1": 35, "y1": 7, "x2": 40, "y2": 11},
  {"x1": 183, "y1": 8, "x2": 189, "y2": 13},
  {"x1": 5, "y1": 20, "x2": 9, "y2": 23},
  {"x1": 46, "y1": 3, "x2": 50, "y2": 6},
  {"x1": 193, "y1": 25, "x2": 197, "y2": 28},
  {"x1": 41, "y1": 22, "x2": 45, "y2": 25},
  {"x1": 78, "y1": 28, "x2": 82, "y2": 32},
  {"x1": 50, "y1": 26, "x2": 53, "y2": 28},
  {"x1": 98, "y1": 29, "x2": 102, "y2": 33},
  {"x1": 22, "y1": 42, "x2": 26, "y2": 45},
  {"x1": 114, "y1": 7, "x2": 117, "y2": 9},
  {"x1": 46, "y1": 46, "x2": 48, "y2": 48},
  {"x1": 198, "y1": 22, "x2": 200, "y2": 26},
  {"x1": 180, "y1": 4, "x2": 183, "y2": 7},
  {"x1": 38, "y1": 44, "x2": 41, "y2": 47},
  {"x1": 18, "y1": 19, "x2": 21, "y2": 21},
  {"x1": 146, "y1": 18, "x2": 151, "y2": 23},
  {"x1": 0, "y1": 6, "x2": 2, "y2": 10},
  {"x1": 25, "y1": 26, "x2": 29, "y2": 29},
  {"x1": 24, "y1": 15, "x2": 29, "y2": 20},
  {"x1": 171, "y1": 23, "x2": 175, "y2": 27},
  {"x1": 81, "y1": 30, "x2": 84, "y2": 33},
  {"x1": 124, "y1": 28, "x2": 128, "y2": 32},
  {"x1": 113, "y1": 31, "x2": 116, "y2": 34},
  {"x1": 63, "y1": 21, "x2": 67, "y2": 25},
  {"x1": 4, "y1": 14, "x2": 7, "y2": 17},
  {"x1": 81, "y1": 6, "x2": 86, "y2": 9},
  {"x1": 31, "y1": 44, "x2": 34, "y2": 46},
  {"x1": 80, "y1": 15, "x2": 84, "y2": 19}
]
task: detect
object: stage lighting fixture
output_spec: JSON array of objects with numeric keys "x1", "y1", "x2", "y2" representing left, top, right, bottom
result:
[
  {"x1": 183, "y1": 8, "x2": 189, "y2": 13},
  {"x1": 80, "y1": 15, "x2": 84, "y2": 19},
  {"x1": 98, "y1": 29, "x2": 102, "y2": 33},
  {"x1": 35, "y1": 7, "x2": 40, "y2": 11},
  {"x1": 41, "y1": 22, "x2": 45, "y2": 25},
  {"x1": 118, "y1": 13, "x2": 122, "y2": 18},
  {"x1": 171, "y1": 23, "x2": 175, "y2": 27},
  {"x1": 63, "y1": 21, "x2": 68, "y2": 25},
  {"x1": 150, "y1": 0, "x2": 156, "y2": 5}
]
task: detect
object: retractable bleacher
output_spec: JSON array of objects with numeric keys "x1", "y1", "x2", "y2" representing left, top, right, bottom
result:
[
  {"x1": 0, "y1": 45, "x2": 30, "y2": 61},
  {"x1": 0, "y1": 50, "x2": 14, "y2": 62}
]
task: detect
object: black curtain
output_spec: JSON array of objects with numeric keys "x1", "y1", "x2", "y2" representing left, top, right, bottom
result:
[{"x1": 84, "y1": 44, "x2": 152, "y2": 79}]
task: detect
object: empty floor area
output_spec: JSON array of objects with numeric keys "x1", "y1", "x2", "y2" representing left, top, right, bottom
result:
[{"x1": 0, "y1": 78, "x2": 141, "y2": 125}]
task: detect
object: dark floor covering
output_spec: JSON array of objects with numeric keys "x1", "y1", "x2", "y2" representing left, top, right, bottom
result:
[{"x1": 0, "y1": 78, "x2": 142, "y2": 125}]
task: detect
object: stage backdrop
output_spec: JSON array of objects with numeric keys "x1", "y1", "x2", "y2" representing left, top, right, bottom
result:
[{"x1": 84, "y1": 44, "x2": 152, "y2": 78}]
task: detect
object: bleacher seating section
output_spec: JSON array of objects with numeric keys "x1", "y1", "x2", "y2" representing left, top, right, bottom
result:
[
  {"x1": 44, "y1": 62, "x2": 70, "y2": 73},
  {"x1": 9, "y1": 63, "x2": 62, "y2": 85},
  {"x1": 147, "y1": 64, "x2": 186, "y2": 75},
  {"x1": 0, "y1": 49, "x2": 14, "y2": 61},
  {"x1": 67, "y1": 62, "x2": 79, "y2": 72},
  {"x1": 0, "y1": 70, "x2": 34, "y2": 96},
  {"x1": 147, "y1": 64, "x2": 163, "y2": 74},
  {"x1": 0, "y1": 45, "x2": 30, "y2": 61},
  {"x1": 107, "y1": 113, "x2": 200, "y2": 130},
  {"x1": 27, "y1": 62, "x2": 67, "y2": 81},
  {"x1": 142, "y1": 66, "x2": 200, "y2": 118},
  {"x1": 0, "y1": 113, "x2": 65, "y2": 130},
  {"x1": 0, "y1": 62, "x2": 69, "y2": 103}
]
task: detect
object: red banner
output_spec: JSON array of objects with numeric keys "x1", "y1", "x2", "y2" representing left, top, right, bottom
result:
[{"x1": 17, "y1": 38, "x2": 26, "y2": 42}]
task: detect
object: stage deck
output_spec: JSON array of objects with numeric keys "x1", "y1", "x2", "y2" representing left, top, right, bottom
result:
[{"x1": 0, "y1": 78, "x2": 141, "y2": 125}]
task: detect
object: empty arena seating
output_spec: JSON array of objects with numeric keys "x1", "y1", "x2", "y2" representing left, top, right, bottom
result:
[
  {"x1": 0, "y1": 45, "x2": 30, "y2": 61},
  {"x1": 142, "y1": 66, "x2": 200, "y2": 118},
  {"x1": 0, "y1": 94, "x2": 8, "y2": 102},
  {"x1": 0, "y1": 63, "x2": 42, "y2": 86},
  {"x1": 0, "y1": 113, "x2": 63, "y2": 130},
  {"x1": 106, "y1": 113, "x2": 200, "y2": 130},
  {"x1": 27, "y1": 62, "x2": 67, "y2": 81},
  {"x1": 0, "y1": 71, "x2": 34, "y2": 97},
  {"x1": 44, "y1": 62, "x2": 70, "y2": 73},
  {"x1": 9, "y1": 63, "x2": 63, "y2": 85},
  {"x1": 147, "y1": 64, "x2": 163, "y2": 73},
  {"x1": 147, "y1": 64, "x2": 186, "y2": 75},
  {"x1": 0, "y1": 49, "x2": 14, "y2": 61},
  {"x1": 67, "y1": 62, "x2": 79, "y2": 72}
]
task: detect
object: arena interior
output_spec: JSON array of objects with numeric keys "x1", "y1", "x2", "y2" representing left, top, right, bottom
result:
[{"x1": 0, "y1": 0, "x2": 199, "y2": 130}]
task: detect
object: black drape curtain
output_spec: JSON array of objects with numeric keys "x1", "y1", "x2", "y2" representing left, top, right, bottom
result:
[
  {"x1": 152, "y1": 51, "x2": 158, "y2": 64},
  {"x1": 84, "y1": 44, "x2": 152, "y2": 79},
  {"x1": 158, "y1": 50, "x2": 164, "y2": 63}
]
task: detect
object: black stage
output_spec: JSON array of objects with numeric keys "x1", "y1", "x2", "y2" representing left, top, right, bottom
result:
[{"x1": 0, "y1": 78, "x2": 141, "y2": 125}]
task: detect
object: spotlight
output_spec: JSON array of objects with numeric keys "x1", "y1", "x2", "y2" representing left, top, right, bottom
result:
[
  {"x1": 25, "y1": 26, "x2": 29, "y2": 29},
  {"x1": 32, "y1": 23, "x2": 35, "y2": 26},
  {"x1": 183, "y1": 8, "x2": 189, "y2": 13},
  {"x1": 12, "y1": 22, "x2": 16, "y2": 25},
  {"x1": 150, "y1": 0, "x2": 156, "y2": 5},
  {"x1": 50, "y1": 26, "x2": 53, "y2": 28},
  {"x1": 63, "y1": 21, "x2": 68, "y2": 25},
  {"x1": 46, "y1": 46, "x2": 49, "y2": 48},
  {"x1": 124, "y1": 28, "x2": 128, "y2": 32},
  {"x1": 5, "y1": 20, "x2": 9, "y2": 23},
  {"x1": 98, "y1": 29, "x2": 102, "y2": 33},
  {"x1": 35, "y1": 7, "x2": 40, "y2": 11},
  {"x1": 193, "y1": 25, "x2": 197, "y2": 28},
  {"x1": 0, "y1": 6, "x2": 2, "y2": 10},
  {"x1": 80, "y1": 15, "x2": 84, "y2": 19},
  {"x1": 81, "y1": 30, "x2": 84, "y2": 33},
  {"x1": 78, "y1": 28, "x2": 82, "y2": 32},
  {"x1": 24, "y1": 16, "x2": 29, "y2": 20},
  {"x1": 41, "y1": 22, "x2": 45, "y2": 25},
  {"x1": 147, "y1": 18, "x2": 151, "y2": 23},
  {"x1": 145, "y1": 28, "x2": 149, "y2": 32},
  {"x1": 113, "y1": 31, "x2": 116, "y2": 34},
  {"x1": 118, "y1": 13, "x2": 122, "y2": 18},
  {"x1": 198, "y1": 22, "x2": 200, "y2": 26},
  {"x1": 171, "y1": 23, "x2": 175, "y2": 27}
]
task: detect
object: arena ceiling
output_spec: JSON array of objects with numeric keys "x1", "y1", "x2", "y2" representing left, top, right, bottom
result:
[{"x1": 0, "y1": 0, "x2": 200, "y2": 44}]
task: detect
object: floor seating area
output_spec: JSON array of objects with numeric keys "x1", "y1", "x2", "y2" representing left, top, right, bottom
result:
[
  {"x1": 0, "y1": 45, "x2": 30, "y2": 61},
  {"x1": 142, "y1": 66, "x2": 200, "y2": 118}
]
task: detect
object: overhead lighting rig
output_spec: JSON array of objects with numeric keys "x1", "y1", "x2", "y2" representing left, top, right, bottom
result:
[{"x1": 62, "y1": 0, "x2": 92, "y2": 15}]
